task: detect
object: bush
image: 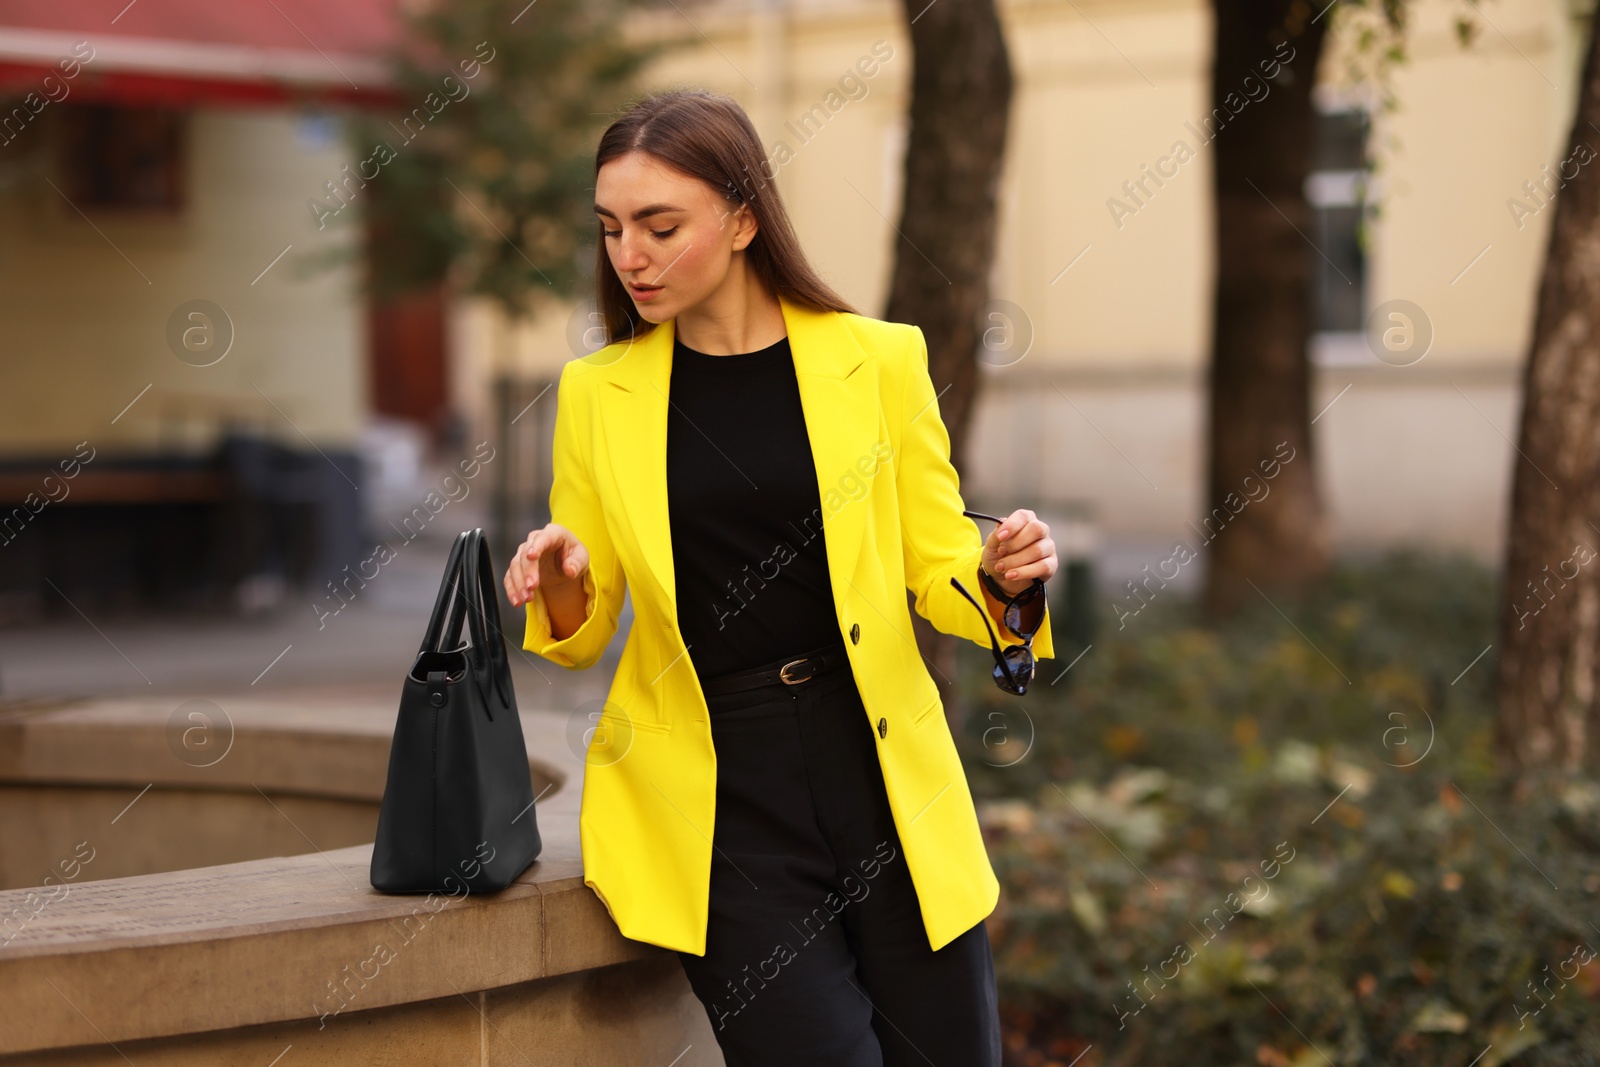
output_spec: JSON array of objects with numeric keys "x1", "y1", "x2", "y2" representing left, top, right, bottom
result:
[{"x1": 955, "y1": 551, "x2": 1600, "y2": 1066}]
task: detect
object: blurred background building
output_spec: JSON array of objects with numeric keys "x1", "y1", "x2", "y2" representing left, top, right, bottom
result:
[
  {"x1": 0, "y1": 0, "x2": 1574, "y2": 654},
  {"x1": 0, "y1": 1, "x2": 400, "y2": 619}
]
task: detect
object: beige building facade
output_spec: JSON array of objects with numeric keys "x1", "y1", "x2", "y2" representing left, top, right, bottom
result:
[
  {"x1": 1, "y1": 0, "x2": 1576, "y2": 577},
  {"x1": 474, "y1": 0, "x2": 1583, "y2": 574},
  {"x1": 0, "y1": 108, "x2": 366, "y2": 457}
]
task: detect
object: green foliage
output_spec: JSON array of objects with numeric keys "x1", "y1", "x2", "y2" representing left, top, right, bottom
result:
[
  {"x1": 349, "y1": 0, "x2": 684, "y2": 314},
  {"x1": 957, "y1": 551, "x2": 1600, "y2": 1066},
  {"x1": 1317, "y1": 0, "x2": 1484, "y2": 252}
]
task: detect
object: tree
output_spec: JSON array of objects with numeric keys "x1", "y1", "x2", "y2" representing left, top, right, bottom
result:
[
  {"x1": 883, "y1": 0, "x2": 1015, "y2": 709},
  {"x1": 357, "y1": 0, "x2": 669, "y2": 309},
  {"x1": 346, "y1": 0, "x2": 672, "y2": 555},
  {"x1": 1495, "y1": 5, "x2": 1600, "y2": 776},
  {"x1": 1199, "y1": 0, "x2": 1447, "y2": 616},
  {"x1": 879, "y1": 0, "x2": 1422, "y2": 639},
  {"x1": 884, "y1": 0, "x2": 1013, "y2": 476},
  {"x1": 1200, "y1": 0, "x2": 1335, "y2": 616}
]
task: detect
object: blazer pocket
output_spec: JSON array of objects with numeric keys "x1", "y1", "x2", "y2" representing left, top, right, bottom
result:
[
  {"x1": 912, "y1": 696, "x2": 942, "y2": 729},
  {"x1": 598, "y1": 710, "x2": 673, "y2": 736}
]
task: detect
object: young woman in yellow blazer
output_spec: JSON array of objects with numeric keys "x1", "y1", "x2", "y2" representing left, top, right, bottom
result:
[{"x1": 504, "y1": 87, "x2": 1057, "y2": 1066}]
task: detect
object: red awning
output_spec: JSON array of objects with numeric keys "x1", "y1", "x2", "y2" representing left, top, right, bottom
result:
[{"x1": 0, "y1": 0, "x2": 404, "y2": 108}]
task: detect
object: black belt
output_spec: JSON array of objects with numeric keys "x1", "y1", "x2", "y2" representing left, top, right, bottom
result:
[{"x1": 698, "y1": 640, "x2": 852, "y2": 698}]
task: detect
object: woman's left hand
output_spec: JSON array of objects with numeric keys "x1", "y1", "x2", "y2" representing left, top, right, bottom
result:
[{"x1": 981, "y1": 508, "x2": 1058, "y2": 596}]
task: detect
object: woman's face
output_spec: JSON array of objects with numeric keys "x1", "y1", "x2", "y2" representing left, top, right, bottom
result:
[{"x1": 594, "y1": 150, "x2": 756, "y2": 324}]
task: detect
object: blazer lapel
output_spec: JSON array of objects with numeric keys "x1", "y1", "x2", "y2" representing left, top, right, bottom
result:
[
  {"x1": 787, "y1": 298, "x2": 884, "y2": 618},
  {"x1": 591, "y1": 317, "x2": 672, "y2": 614},
  {"x1": 594, "y1": 293, "x2": 884, "y2": 627}
]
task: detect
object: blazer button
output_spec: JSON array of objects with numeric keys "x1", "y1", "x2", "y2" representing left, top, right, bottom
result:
[
  {"x1": 877, "y1": 717, "x2": 887, "y2": 738},
  {"x1": 850, "y1": 623, "x2": 861, "y2": 645}
]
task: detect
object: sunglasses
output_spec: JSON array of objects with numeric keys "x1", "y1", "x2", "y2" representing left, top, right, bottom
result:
[{"x1": 951, "y1": 509, "x2": 1045, "y2": 696}]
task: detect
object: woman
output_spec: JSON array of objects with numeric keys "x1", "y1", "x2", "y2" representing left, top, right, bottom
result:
[{"x1": 503, "y1": 87, "x2": 1057, "y2": 1066}]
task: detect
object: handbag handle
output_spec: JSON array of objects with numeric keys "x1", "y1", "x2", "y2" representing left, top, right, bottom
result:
[
  {"x1": 461, "y1": 528, "x2": 513, "y2": 711},
  {"x1": 417, "y1": 530, "x2": 472, "y2": 657}
]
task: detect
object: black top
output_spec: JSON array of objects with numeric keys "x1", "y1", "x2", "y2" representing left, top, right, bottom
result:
[{"x1": 665, "y1": 332, "x2": 841, "y2": 679}]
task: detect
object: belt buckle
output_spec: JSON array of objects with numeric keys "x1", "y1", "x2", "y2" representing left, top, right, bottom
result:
[{"x1": 779, "y1": 657, "x2": 816, "y2": 685}]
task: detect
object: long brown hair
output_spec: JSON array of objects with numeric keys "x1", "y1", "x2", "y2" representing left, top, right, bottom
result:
[{"x1": 592, "y1": 87, "x2": 858, "y2": 343}]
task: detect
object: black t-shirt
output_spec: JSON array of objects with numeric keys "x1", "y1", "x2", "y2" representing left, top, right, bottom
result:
[{"x1": 665, "y1": 332, "x2": 841, "y2": 679}]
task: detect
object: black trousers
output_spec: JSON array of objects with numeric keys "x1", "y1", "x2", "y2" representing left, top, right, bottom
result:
[{"x1": 675, "y1": 644, "x2": 1002, "y2": 1067}]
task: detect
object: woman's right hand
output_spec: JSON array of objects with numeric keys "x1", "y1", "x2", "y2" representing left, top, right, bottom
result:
[{"x1": 504, "y1": 523, "x2": 590, "y2": 608}]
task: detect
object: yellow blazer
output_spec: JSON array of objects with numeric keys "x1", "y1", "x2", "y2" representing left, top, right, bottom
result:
[{"x1": 522, "y1": 292, "x2": 1054, "y2": 955}]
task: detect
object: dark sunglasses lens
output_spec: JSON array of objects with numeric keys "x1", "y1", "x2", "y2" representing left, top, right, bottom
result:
[
  {"x1": 991, "y1": 662, "x2": 1022, "y2": 692},
  {"x1": 1003, "y1": 602, "x2": 1031, "y2": 636},
  {"x1": 1006, "y1": 645, "x2": 1035, "y2": 683},
  {"x1": 989, "y1": 646, "x2": 1032, "y2": 693}
]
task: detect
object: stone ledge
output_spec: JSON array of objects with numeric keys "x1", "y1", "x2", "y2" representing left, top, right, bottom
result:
[
  {"x1": 0, "y1": 695, "x2": 566, "y2": 803},
  {"x1": 0, "y1": 696, "x2": 662, "y2": 1058}
]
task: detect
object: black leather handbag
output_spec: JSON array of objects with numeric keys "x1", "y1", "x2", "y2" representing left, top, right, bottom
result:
[{"x1": 370, "y1": 528, "x2": 542, "y2": 894}]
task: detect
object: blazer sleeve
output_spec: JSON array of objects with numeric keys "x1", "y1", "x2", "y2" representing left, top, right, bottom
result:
[
  {"x1": 894, "y1": 324, "x2": 1055, "y2": 660},
  {"x1": 522, "y1": 361, "x2": 627, "y2": 670}
]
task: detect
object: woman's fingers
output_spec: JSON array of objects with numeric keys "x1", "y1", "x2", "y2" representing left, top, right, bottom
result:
[
  {"x1": 529, "y1": 528, "x2": 561, "y2": 592},
  {"x1": 995, "y1": 508, "x2": 1037, "y2": 543},
  {"x1": 995, "y1": 536, "x2": 1052, "y2": 577},
  {"x1": 989, "y1": 510, "x2": 1040, "y2": 554},
  {"x1": 997, "y1": 539, "x2": 1058, "y2": 581},
  {"x1": 534, "y1": 525, "x2": 589, "y2": 584},
  {"x1": 503, "y1": 525, "x2": 594, "y2": 608},
  {"x1": 991, "y1": 510, "x2": 1057, "y2": 581},
  {"x1": 1009, "y1": 510, "x2": 1042, "y2": 545},
  {"x1": 505, "y1": 529, "x2": 550, "y2": 606},
  {"x1": 528, "y1": 531, "x2": 553, "y2": 598},
  {"x1": 988, "y1": 515, "x2": 1039, "y2": 555},
  {"x1": 505, "y1": 536, "x2": 527, "y2": 606},
  {"x1": 562, "y1": 536, "x2": 590, "y2": 580}
]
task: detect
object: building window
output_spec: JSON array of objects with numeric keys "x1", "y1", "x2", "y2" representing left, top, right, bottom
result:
[
  {"x1": 58, "y1": 104, "x2": 186, "y2": 211},
  {"x1": 1305, "y1": 104, "x2": 1369, "y2": 338}
]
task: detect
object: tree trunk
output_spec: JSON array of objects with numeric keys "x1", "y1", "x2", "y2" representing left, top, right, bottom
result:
[
  {"x1": 1495, "y1": 10, "x2": 1600, "y2": 776},
  {"x1": 1201, "y1": 1, "x2": 1332, "y2": 617},
  {"x1": 885, "y1": 0, "x2": 1014, "y2": 720}
]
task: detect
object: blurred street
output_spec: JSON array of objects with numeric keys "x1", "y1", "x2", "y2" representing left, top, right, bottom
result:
[{"x1": 0, "y1": 466, "x2": 620, "y2": 716}]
